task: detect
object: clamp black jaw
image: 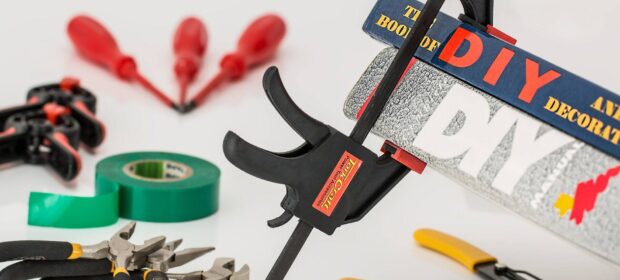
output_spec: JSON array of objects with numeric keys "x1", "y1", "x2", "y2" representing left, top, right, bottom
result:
[{"x1": 224, "y1": 67, "x2": 410, "y2": 235}]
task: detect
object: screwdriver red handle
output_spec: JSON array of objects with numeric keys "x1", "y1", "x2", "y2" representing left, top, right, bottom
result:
[
  {"x1": 185, "y1": 14, "x2": 286, "y2": 111},
  {"x1": 67, "y1": 15, "x2": 176, "y2": 109},
  {"x1": 220, "y1": 14, "x2": 287, "y2": 80},
  {"x1": 67, "y1": 15, "x2": 137, "y2": 80},
  {"x1": 173, "y1": 17, "x2": 208, "y2": 104}
]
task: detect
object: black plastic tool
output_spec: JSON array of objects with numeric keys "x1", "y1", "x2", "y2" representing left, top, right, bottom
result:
[
  {"x1": 0, "y1": 78, "x2": 105, "y2": 180},
  {"x1": 0, "y1": 260, "x2": 112, "y2": 280},
  {"x1": 459, "y1": 0, "x2": 494, "y2": 31},
  {"x1": 26, "y1": 79, "x2": 105, "y2": 148},
  {"x1": 0, "y1": 107, "x2": 82, "y2": 180},
  {"x1": 222, "y1": 0, "x2": 496, "y2": 279}
]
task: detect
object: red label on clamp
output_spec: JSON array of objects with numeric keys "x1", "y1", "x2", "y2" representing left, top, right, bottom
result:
[{"x1": 313, "y1": 151, "x2": 363, "y2": 216}]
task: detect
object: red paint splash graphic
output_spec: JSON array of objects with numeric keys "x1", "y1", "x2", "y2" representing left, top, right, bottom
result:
[{"x1": 569, "y1": 165, "x2": 620, "y2": 224}]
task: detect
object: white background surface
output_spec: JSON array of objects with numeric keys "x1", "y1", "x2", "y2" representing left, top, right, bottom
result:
[{"x1": 0, "y1": 0, "x2": 619, "y2": 279}]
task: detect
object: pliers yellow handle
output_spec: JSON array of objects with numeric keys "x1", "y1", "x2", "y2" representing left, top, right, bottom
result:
[{"x1": 413, "y1": 228, "x2": 497, "y2": 271}]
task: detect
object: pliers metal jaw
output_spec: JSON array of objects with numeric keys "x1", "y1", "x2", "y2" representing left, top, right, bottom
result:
[
  {"x1": 80, "y1": 241, "x2": 110, "y2": 260},
  {"x1": 131, "y1": 239, "x2": 214, "y2": 272},
  {"x1": 108, "y1": 222, "x2": 167, "y2": 280},
  {"x1": 167, "y1": 258, "x2": 250, "y2": 280}
]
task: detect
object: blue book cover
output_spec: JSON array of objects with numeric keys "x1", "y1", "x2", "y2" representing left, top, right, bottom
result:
[{"x1": 363, "y1": 0, "x2": 620, "y2": 159}]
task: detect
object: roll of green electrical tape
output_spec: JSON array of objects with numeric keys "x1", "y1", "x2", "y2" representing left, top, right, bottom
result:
[{"x1": 28, "y1": 152, "x2": 220, "y2": 228}]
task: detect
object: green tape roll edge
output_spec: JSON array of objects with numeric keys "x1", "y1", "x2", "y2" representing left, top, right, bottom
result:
[{"x1": 28, "y1": 152, "x2": 220, "y2": 228}]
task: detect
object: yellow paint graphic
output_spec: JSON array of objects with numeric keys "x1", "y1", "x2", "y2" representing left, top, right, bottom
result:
[{"x1": 554, "y1": 194, "x2": 575, "y2": 217}]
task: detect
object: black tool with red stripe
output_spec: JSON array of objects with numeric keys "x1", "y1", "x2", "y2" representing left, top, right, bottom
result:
[
  {"x1": 0, "y1": 77, "x2": 105, "y2": 180},
  {"x1": 222, "y1": 0, "x2": 495, "y2": 279}
]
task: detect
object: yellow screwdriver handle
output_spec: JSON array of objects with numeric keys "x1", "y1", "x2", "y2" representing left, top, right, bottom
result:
[{"x1": 414, "y1": 228, "x2": 497, "y2": 271}]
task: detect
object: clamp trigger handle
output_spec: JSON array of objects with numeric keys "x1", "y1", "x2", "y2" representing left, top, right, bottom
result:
[{"x1": 268, "y1": 211, "x2": 294, "y2": 228}]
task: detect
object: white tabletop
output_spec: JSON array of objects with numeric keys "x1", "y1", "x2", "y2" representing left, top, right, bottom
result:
[{"x1": 0, "y1": 0, "x2": 619, "y2": 279}]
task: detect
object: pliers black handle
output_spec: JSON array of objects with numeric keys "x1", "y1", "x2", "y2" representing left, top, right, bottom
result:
[
  {"x1": 42, "y1": 271, "x2": 146, "y2": 280},
  {"x1": 0, "y1": 240, "x2": 83, "y2": 262},
  {"x1": 0, "y1": 259, "x2": 112, "y2": 280},
  {"x1": 0, "y1": 258, "x2": 168, "y2": 280},
  {"x1": 40, "y1": 270, "x2": 168, "y2": 280}
]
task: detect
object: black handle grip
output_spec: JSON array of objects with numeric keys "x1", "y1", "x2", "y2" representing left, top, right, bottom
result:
[
  {"x1": 0, "y1": 259, "x2": 112, "y2": 280},
  {"x1": 0, "y1": 241, "x2": 73, "y2": 262},
  {"x1": 42, "y1": 271, "x2": 145, "y2": 280}
]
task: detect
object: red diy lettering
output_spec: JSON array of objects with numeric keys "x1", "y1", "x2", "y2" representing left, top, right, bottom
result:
[
  {"x1": 439, "y1": 27, "x2": 483, "y2": 68},
  {"x1": 440, "y1": 27, "x2": 561, "y2": 104},
  {"x1": 518, "y1": 59, "x2": 561, "y2": 103},
  {"x1": 483, "y1": 48, "x2": 514, "y2": 86}
]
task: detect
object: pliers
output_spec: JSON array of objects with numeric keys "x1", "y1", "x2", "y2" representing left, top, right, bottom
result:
[
  {"x1": 0, "y1": 222, "x2": 166, "y2": 280},
  {"x1": 107, "y1": 222, "x2": 167, "y2": 279},
  {"x1": 41, "y1": 258, "x2": 249, "y2": 280},
  {"x1": 167, "y1": 258, "x2": 250, "y2": 280},
  {"x1": 414, "y1": 229, "x2": 542, "y2": 280},
  {"x1": 134, "y1": 239, "x2": 214, "y2": 273}
]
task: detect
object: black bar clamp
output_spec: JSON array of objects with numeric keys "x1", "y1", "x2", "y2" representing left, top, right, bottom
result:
[{"x1": 222, "y1": 0, "x2": 497, "y2": 278}]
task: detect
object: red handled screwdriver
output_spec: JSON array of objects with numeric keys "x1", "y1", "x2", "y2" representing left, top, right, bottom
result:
[
  {"x1": 173, "y1": 17, "x2": 208, "y2": 105},
  {"x1": 67, "y1": 15, "x2": 178, "y2": 110},
  {"x1": 183, "y1": 14, "x2": 286, "y2": 113}
]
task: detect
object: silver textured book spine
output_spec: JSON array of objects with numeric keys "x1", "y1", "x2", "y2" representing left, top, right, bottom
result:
[{"x1": 344, "y1": 48, "x2": 620, "y2": 265}]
